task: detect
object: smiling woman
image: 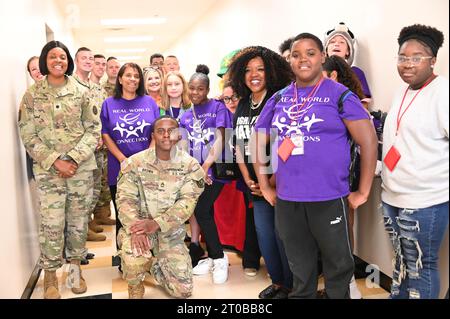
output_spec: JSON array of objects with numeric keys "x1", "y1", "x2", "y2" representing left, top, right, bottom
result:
[
  {"x1": 17, "y1": 40, "x2": 100, "y2": 299},
  {"x1": 100, "y1": 62, "x2": 161, "y2": 254}
]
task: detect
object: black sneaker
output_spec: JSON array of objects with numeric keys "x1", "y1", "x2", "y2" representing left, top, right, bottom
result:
[
  {"x1": 258, "y1": 285, "x2": 281, "y2": 299},
  {"x1": 86, "y1": 253, "x2": 95, "y2": 260},
  {"x1": 273, "y1": 287, "x2": 290, "y2": 299}
]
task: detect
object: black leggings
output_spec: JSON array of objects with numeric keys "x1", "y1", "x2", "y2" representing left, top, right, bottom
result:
[{"x1": 194, "y1": 181, "x2": 224, "y2": 260}]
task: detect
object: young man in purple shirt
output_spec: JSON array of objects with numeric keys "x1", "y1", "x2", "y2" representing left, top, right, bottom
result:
[{"x1": 254, "y1": 33, "x2": 377, "y2": 299}]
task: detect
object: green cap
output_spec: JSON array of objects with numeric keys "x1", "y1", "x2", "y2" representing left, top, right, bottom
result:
[{"x1": 217, "y1": 49, "x2": 240, "y2": 77}]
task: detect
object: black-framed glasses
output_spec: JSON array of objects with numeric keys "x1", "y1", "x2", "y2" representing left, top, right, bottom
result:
[
  {"x1": 223, "y1": 94, "x2": 239, "y2": 104},
  {"x1": 396, "y1": 55, "x2": 433, "y2": 66}
]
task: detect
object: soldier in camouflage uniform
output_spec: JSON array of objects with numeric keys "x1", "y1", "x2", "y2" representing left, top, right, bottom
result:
[
  {"x1": 17, "y1": 41, "x2": 100, "y2": 299},
  {"x1": 72, "y1": 47, "x2": 111, "y2": 242},
  {"x1": 117, "y1": 116, "x2": 205, "y2": 298},
  {"x1": 89, "y1": 54, "x2": 114, "y2": 228},
  {"x1": 102, "y1": 57, "x2": 120, "y2": 98}
]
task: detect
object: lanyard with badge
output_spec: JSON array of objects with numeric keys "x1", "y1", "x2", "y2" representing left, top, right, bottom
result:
[
  {"x1": 383, "y1": 76, "x2": 434, "y2": 171},
  {"x1": 278, "y1": 78, "x2": 323, "y2": 162}
]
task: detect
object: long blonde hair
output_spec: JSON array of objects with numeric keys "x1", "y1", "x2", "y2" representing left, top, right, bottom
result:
[{"x1": 160, "y1": 71, "x2": 191, "y2": 111}]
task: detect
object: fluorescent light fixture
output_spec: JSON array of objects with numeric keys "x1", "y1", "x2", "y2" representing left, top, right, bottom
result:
[
  {"x1": 104, "y1": 36, "x2": 153, "y2": 43},
  {"x1": 101, "y1": 17, "x2": 167, "y2": 26},
  {"x1": 105, "y1": 48, "x2": 147, "y2": 53},
  {"x1": 115, "y1": 56, "x2": 143, "y2": 61}
]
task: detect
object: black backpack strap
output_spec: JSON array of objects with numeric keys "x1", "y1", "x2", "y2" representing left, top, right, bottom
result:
[{"x1": 338, "y1": 89, "x2": 352, "y2": 114}]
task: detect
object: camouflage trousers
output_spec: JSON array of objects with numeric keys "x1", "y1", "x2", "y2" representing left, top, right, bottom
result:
[
  {"x1": 118, "y1": 226, "x2": 193, "y2": 298},
  {"x1": 96, "y1": 148, "x2": 111, "y2": 208},
  {"x1": 35, "y1": 169, "x2": 94, "y2": 270},
  {"x1": 89, "y1": 149, "x2": 104, "y2": 215}
]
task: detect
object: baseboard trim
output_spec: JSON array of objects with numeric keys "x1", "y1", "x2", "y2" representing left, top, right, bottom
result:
[{"x1": 21, "y1": 260, "x2": 41, "y2": 299}]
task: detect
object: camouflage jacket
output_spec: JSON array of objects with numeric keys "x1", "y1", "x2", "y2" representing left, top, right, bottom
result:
[
  {"x1": 102, "y1": 81, "x2": 115, "y2": 99},
  {"x1": 117, "y1": 147, "x2": 205, "y2": 234},
  {"x1": 18, "y1": 76, "x2": 101, "y2": 173}
]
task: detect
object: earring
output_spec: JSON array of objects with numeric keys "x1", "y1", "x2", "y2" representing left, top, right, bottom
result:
[{"x1": 431, "y1": 65, "x2": 435, "y2": 69}]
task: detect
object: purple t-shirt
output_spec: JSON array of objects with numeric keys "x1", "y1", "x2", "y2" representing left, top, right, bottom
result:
[
  {"x1": 100, "y1": 95, "x2": 160, "y2": 185},
  {"x1": 179, "y1": 99, "x2": 230, "y2": 180},
  {"x1": 352, "y1": 66, "x2": 371, "y2": 98},
  {"x1": 254, "y1": 78, "x2": 370, "y2": 202}
]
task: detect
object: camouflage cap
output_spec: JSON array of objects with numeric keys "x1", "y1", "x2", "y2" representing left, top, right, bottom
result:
[{"x1": 217, "y1": 49, "x2": 240, "y2": 78}]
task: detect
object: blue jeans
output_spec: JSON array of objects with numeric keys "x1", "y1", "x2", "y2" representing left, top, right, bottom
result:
[
  {"x1": 382, "y1": 201, "x2": 449, "y2": 299},
  {"x1": 253, "y1": 200, "x2": 293, "y2": 289}
]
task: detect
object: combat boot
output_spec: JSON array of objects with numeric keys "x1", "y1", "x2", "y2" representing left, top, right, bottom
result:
[
  {"x1": 88, "y1": 219, "x2": 103, "y2": 233},
  {"x1": 70, "y1": 260, "x2": 87, "y2": 294},
  {"x1": 87, "y1": 228, "x2": 106, "y2": 241},
  {"x1": 93, "y1": 205, "x2": 116, "y2": 225},
  {"x1": 43, "y1": 270, "x2": 60, "y2": 299},
  {"x1": 128, "y1": 282, "x2": 145, "y2": 299}
]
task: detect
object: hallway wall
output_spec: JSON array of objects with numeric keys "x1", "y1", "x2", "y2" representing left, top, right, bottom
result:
[
  {"x1": 0, "y1": 0, "x2": 75, "y2": 298},
  {"x1": 165, "y1": 0, "x2": 449, "y2": 105}
]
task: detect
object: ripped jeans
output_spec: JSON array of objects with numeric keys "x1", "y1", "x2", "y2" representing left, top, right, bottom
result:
[{"x1": 382, "y1": 201, "x2": 449, "y2": 299}]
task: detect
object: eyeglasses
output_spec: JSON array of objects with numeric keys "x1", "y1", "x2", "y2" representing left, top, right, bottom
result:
[
  {"x1": 396, "y1": 55, "x2": 433, "y2": 66},
  {"x1": 223, "y1": 94, "x2": 239, "y2": 104}
]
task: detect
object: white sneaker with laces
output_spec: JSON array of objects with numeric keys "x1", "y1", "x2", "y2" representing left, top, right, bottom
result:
[
  {"x1": 212, "y1": 254, "x2": 229, "y2": 284},
  {"x1": 349, "y1": 275, "x2": 362, "y2": 299},
  {"x1": 192, "y1": 258, "x2": 213, "y2": 275}
]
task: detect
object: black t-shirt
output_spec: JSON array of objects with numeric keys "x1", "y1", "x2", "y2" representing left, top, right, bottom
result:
[{"x1": 233, "y1": 92, "x2": 273, "y2": 201}]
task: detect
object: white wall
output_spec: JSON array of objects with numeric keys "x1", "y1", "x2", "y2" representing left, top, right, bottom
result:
[
  {"x1": 166, "y1": 0, "x2": 449, "y2": 107},
  {"x1": 0, "y1": 0, "x2": 75, "y2": 298},
  {"x1": 166, "y1": 0, "x2": 449, "y2": 297}
]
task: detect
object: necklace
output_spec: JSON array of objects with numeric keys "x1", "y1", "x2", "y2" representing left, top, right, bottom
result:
[{"x1": 250, "y1": 90, "x2": 267, "y2": 110}]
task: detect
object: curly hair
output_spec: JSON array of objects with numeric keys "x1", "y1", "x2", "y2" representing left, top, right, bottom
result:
[
  {"x1": 279, "y1": 37, "x2": 294, "y2": 55},
  {"x1": 398, "y1": 24, "x2": 444, "y2": 56},
  {"x1": 227, "y1": 46, "x2": 294, "y2": 99},
  {"x1": 323, "y1": 55, "x2": 365, "y2": 100}
]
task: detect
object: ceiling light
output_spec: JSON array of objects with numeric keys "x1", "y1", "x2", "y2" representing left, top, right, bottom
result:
[
  {"x1": 101, "y1": 17, "x2": 167, "y2": 26},
  {"x1": 115, "y1": 56, "x2": 143, "y2": 61},
  {"x1": 104, "y1": 36, "x2": 153, "y2": 43},
  {"x1": 105, "y1": 48, "x2": 147, "y2": 53}
]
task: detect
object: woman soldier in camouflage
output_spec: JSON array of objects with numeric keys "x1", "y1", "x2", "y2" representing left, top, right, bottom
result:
[{"x1": 18, "y1": 41, "x2": 100, "y2": 299}]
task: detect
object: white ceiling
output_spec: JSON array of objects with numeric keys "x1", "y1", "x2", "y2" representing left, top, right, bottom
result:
[{"x1": 55, "y1": 0, "x2": 219, "y2": 66}]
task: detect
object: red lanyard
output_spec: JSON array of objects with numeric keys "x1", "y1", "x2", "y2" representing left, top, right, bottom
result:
[
  {"x1": 396, "y1": 77, "x2": 433, "y2": 135},
  {"x1": 292, "y1": 78, "x2": 323, "y2": 119}
]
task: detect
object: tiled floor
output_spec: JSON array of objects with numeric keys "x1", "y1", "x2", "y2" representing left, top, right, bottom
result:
[{"x1": 31, "y1": 214, "x2": 389, "y2": 299}]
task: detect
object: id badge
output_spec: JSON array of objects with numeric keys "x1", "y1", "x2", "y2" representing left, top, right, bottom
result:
[
  {"x1": 278, "y1": 137, "x2": 295, "y2": 162},
  {"x1": 383, "y1": 145, "x2": 401, "y2": 172},
  {"x1": 291, "y1": 133, "x2": 304, "y2": 155},
  {"x1": 244, "y1": 142, "x2": 251, "y2": 156}
]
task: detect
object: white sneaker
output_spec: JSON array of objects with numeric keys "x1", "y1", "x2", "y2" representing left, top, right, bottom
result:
[
  {"x1": 192, "y1": 258, "x2": 213, "y2": 275},
  {"x1": 349, "y1": 276, "x2": 362, "y2": 299},
  {"x1": 212, "y1": 254, "x2": 229, "y2": 284}
]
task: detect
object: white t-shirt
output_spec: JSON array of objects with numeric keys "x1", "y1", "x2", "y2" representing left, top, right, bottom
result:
[{"x1": 381, "y1": 76, "x2": 449, "y2": 209}]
